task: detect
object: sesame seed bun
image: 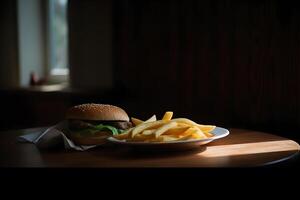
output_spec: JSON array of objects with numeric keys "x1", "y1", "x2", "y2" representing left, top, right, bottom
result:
[{"x1": 66, "y1": 103, "x2": 129, "y2": 121}]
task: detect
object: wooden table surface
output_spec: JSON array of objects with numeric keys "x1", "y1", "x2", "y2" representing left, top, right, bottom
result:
[{"x1": 0, "y1": 127, "x2": 299, "y2": 167}]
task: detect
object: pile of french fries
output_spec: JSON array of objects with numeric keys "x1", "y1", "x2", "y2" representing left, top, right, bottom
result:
[{"x1": 114, "y1": 112, "x2": 216, "y2": 142}]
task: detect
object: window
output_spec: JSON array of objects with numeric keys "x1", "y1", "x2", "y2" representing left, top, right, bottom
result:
[
  {"x1": 48, "y1": 0, "x2": 69, "y2": 79},
  {"x1": 17, "y1": 0, "x2": 69, "y2": 87}
]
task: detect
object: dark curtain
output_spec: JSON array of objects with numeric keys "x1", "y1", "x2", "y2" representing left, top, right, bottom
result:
[{"x1": 113, "y1": 0, "x2": 300, "y2": 139}]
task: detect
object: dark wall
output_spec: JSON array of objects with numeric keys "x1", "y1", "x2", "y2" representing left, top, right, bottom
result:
[
  {"x1": 113, "y1": 0, "x2": 300, "y2": 140},
  {"x1": 0, "y1": 0, "x2": 19, "y2": 87},
  {"x1": 68, "y1": 0, "x2": 113, "y2": 89}
]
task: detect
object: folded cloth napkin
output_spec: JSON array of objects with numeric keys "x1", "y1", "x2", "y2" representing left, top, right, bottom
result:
[{"x1": 18, "y1": 121, "x2": 97, "y2": 151}]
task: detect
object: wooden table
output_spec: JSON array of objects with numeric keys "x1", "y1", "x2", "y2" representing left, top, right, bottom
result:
[{"x1": 0, "y1": 128, "x2": 299, "y2": 167}]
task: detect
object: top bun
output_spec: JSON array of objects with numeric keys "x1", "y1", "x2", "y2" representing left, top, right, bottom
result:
[{"x1": 66, "y1": 103, "x2": 129, "y2": 121}]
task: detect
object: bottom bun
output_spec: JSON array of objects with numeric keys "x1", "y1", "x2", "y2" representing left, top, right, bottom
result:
[{"x1": 67, "y1": 131, "x2": 111, "y2": 145}]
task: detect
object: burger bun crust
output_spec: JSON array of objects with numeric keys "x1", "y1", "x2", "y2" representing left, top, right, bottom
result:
[{"x1": 66, "y1": 103, "x2": 129, "y2": 121}]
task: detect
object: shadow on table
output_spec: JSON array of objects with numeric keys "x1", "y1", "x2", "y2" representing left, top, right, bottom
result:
[
  {"x1": 90, "y1": 145, "x2": 207, "y2": 160},
  {"x1": 127, "y1": 146, "x2": 207, "y2": 159}
]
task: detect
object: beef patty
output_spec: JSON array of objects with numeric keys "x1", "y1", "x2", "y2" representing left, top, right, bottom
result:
[{"x1": 68, "y1": 119, "x2": 132, "y2": 130}]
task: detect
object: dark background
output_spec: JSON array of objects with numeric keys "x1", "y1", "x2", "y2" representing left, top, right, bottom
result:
[{"x1": 0, "y1": 0, "x2": 300, "y2": 144}]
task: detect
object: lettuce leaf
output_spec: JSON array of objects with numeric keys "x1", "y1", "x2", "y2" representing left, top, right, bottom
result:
[{"x1": 93, "y1": 124, "x2": 123, "y2": 135}]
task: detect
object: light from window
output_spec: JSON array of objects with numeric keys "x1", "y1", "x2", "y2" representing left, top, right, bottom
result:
[{"x1": 49, "y1": 0, "x2": 68, "y2": 76}]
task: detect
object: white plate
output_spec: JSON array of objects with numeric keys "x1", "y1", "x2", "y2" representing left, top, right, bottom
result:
[{"x1": 107, "y1": 127, "x2": 229, "y2": 151}]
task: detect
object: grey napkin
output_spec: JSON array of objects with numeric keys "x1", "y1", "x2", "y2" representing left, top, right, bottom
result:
[{"x1": 18, "y1": 121, "x2": 97, "y2": 151}]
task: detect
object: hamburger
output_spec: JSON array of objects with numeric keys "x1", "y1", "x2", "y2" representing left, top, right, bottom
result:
[{"x1": 66, "y1": 103, "x2": 132, "y2": 145}]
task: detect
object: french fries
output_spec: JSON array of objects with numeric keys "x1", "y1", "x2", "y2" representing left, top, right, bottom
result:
[
  {"x1": 131, "y1": 115, "x2": 157, "y2": 126},
  {"x1": 154, "y1": 122, "x2": 178, "y2": 138},
  {"x1": 131, "y1": 118, "x2": 143, "y2": 126},
  {"x1": 145, "y1": 115, "x2": 157, "y2": 123},
  {"x1": 162, "y1": 111, "x2": 173, "y2": 121},
  {"x1": 114, "y1": 111, "x2": 216, "y2": 142},
  {"x1": 131, "y1": 120, "x2": 167, "y2": 137}
]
